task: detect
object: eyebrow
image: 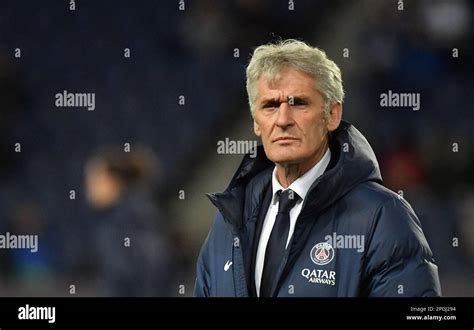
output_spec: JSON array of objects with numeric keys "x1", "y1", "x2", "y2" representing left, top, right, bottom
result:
[{"x1": 259, "y1": 95, "x2": 311, "y2": 107}]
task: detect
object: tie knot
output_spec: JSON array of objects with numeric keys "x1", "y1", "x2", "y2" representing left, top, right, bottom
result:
[{"x1": 277, "y1": 189, "x2": 300, "y2": 214}]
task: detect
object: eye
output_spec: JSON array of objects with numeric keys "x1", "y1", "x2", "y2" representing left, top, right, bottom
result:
[
  {"x1": 262, "y1": 101, "x2": 280, "y2": 109},
  {"x1": 291, "y1": 98, "x2": 308, "y2": 107}
]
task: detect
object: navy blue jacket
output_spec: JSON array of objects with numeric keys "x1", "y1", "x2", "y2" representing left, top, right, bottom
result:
[{"x1": 194, "y1": 121, "x2": 441, "y2": 297}]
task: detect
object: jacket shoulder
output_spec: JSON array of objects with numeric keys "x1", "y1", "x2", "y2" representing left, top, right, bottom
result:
[
  {"x1": 336, "y1": 181, "x2": 416, "y2": 231},
  {"x1": 345, "y1": 181, "x2": 426, "y2": 250},
  {"x1": 346, "y1": 181, "x2": 408, "y2": 209}
]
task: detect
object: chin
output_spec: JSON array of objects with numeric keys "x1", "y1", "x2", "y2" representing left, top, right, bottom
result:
[{"x1": 267, "y1": 151, "x2": 304, "y2": 165}]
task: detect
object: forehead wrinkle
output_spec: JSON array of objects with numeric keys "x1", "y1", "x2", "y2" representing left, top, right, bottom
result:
[
  {"x1": 266, "y1": 77, "x2": 315, "y2": 96},
  {"x1": 260, "y1": 78, "x2": 309, "y2": 97},
  {"x1": 256, "y1": 68, "x2": 320, "y2": 105}
]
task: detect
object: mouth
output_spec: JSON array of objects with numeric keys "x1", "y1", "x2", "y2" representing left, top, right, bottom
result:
[{"x1": 272, "y1": 136, "x2": 299, "y2": 143}]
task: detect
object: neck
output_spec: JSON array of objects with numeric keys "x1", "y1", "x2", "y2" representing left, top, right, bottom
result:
[{"x1": 275, "y1": 141, "x2": 328, "y2": 188}]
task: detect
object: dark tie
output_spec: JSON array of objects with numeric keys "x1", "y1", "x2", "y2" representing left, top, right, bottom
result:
[{"x1": 260, "y1": 189, "x2": 300, "y2": 297}]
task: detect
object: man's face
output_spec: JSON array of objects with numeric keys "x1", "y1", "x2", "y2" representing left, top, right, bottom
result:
[{"x1": 253, "y1": 66, "x2": 341, "y2": 166}]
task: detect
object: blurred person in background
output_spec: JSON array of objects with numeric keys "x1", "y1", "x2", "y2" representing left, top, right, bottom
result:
[{"x1": 85, "y1": 146, "x2": 175, "y2": 296}]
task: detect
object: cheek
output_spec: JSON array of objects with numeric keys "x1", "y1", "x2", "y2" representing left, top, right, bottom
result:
[
  {"x1": 300, "y1": 115, "x2": 325, "y2": 138},
  {"x1": 259, "y1": 122, "x2": 273, "y2": 140},
  {"x1": 300, "y1": 121, "x2": 326, "y2": 148}
]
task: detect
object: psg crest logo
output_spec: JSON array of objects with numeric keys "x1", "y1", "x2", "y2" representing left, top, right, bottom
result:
[{"x1": 310, "y1": 242, "x2": 334, "y2": 265}]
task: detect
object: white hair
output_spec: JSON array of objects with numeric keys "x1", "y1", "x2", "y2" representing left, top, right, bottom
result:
[{"x1": 246, "y1": 39, "x2": 344, "y2": 117}]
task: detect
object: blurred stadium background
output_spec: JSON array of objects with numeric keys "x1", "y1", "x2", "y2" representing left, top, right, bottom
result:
[{"x1": 0, "y1": 0, "x2": 472, "y2": 296}]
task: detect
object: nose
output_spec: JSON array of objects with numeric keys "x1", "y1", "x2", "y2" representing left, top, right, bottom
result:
[{"x1": 275, "y1": 102, "x2": 294, "y2": 129}]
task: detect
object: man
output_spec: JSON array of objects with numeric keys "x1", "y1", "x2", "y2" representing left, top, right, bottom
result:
[
  {"x1": 194, "y1": 40, "x2": 441, "y2": 297},
  {"x1": 85, "y1": 146, "x2": 175, "y2": 296}
]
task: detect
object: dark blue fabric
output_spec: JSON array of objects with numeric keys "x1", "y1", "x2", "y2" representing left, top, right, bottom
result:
[{"x1": 194, "y1": 121, "x2": 442, "y2": 297}]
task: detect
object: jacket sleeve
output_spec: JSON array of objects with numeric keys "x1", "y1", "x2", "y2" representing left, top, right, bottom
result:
[
  {"x1": 194, "y1": 229, "x2": 212, "y2": 297},
  {"x1": 363, "y1": 196, "x2": 442, "y2": 297},
  {"x1": 195, "y1": 211, "x2": 227, "y2": 297}
]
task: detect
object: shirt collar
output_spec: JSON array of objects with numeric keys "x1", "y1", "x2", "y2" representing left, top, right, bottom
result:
[{"x1": 271, "y1": 148, "x2": 331, "y2": 204}]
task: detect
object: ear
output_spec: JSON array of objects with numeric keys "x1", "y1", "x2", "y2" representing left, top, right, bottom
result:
[
  {"x1": 254, "y1": 119, "x2": 261, "y2": 137},
  {"x1": 326, "y1": 102, "x2": 342, "y2": 132}
]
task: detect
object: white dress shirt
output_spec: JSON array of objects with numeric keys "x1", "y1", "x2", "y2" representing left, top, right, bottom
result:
[{"x1": 254, "y1": 148, "x2": 331, "y2": 296}]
